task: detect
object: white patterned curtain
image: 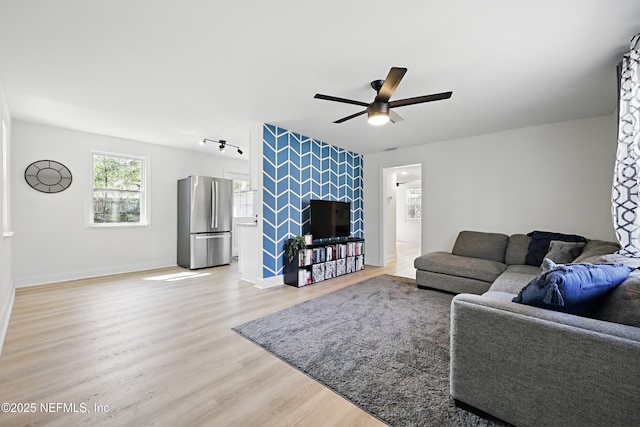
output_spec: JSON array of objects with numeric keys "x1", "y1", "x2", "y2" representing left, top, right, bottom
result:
[{"x1": 613, "y1": 33, "x2": 640, "y2": 256}]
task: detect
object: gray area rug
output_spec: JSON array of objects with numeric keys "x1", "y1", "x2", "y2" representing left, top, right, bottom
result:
[{"x1": 233, "y1": 275, "x2": 506, "y2": 427}]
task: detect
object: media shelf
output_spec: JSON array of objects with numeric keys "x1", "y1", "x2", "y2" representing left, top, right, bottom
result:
[{"x1": 284, "y1": 238, "x2": 365, "y2": 287}]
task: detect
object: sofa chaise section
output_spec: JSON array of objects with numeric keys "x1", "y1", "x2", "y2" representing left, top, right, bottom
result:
[
  {"x1": 414, "y1": 230, "x2": 530, "y2": 294},
  {"x1": 414, "y1": 252, "x2": 506, "y2": 294}
]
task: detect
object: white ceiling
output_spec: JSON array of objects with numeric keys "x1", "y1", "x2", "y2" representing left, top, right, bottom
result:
[{"x1": 0, "y1": 1, "x2": 639, "y2": 158}]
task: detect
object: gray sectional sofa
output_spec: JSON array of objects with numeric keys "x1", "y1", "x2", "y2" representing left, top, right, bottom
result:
[{"x1": 414, "y1": 230, "x2": 640, "y2": 427}]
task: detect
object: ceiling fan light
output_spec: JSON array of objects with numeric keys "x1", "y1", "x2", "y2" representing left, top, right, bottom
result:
[
  {"x1": 367, "y1": 101, "x2": 390, "y2": 126},
  {"x1": 368, "y1": 111, "x2": 390, "y2": 126}
]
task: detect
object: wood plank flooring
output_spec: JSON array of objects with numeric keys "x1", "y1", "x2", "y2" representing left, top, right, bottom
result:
[{"x1": 0, "y1": 243, "x2": 419, "y2": 426}]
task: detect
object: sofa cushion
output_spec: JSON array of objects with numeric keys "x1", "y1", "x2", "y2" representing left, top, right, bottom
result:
[
  {"x1": 451, "y1": 230, "x2": 509, "y2": 263},
  {"x1": 525, "y1": 231, "x2": 587, "y2": 266},
  {"x1": 482, "y1": 291, "x2": 516, "y2": 301},
  {"x1": 506, "y1": 264, "x2": 544, "y2": 275},
  {"x1": 594, "y1": 275, "x2": 640, "y2": 328},
  {"x1": 504, "y1": 234, "x2": 531, "y2": 265},
  {"x1": 512, "y1": 262, "x2": 635, "y2": 315},
  {"x1": 544, "y1": 240, "x2": 586, "y2": 264},
  {"x1": 416, "y1": 270, "x2": 493, "y2": 295},
  {"x1": 573, "y1": 240, "x2": 621, "y2": 263},
  {"x1": 576, "y1": 253, "x2": 640, "y2": 328},
  {"x1": 414, "y1": 251, "x2": 507, "y2": 283},
  {"x1": 489, "y1": 270, "x2": 540, "y2": 294}
]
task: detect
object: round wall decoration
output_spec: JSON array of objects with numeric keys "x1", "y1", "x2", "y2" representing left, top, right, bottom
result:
[{"x1": 24, "y1": 160, "x2": 72, "y2": 193}]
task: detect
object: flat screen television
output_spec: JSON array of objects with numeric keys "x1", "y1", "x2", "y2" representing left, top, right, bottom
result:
[{"x1": 310, "y1": 199, "x2": 351, "y2": 240}]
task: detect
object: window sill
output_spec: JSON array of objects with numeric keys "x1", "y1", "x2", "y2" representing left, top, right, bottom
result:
[{"x1": 89, "y1": 223, "x2": 149, "y2": 230}]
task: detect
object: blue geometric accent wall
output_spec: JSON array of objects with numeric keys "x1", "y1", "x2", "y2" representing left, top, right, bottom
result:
[{"x1": 262, "y1": 124, "x2": 364, "y2": 279}]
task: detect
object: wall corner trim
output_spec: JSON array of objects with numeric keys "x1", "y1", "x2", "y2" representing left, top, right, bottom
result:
[
  {"x1": 254, "y1": 274, "x2": 284, "y2": 289},
  {"x1": 0, "y1": 288, "x2": 15, "y2": 356}
]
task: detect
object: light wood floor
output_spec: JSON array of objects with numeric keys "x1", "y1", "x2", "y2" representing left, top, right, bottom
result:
[{"x1": 0, "y1": 243, "x2": 420, "y2": 426}]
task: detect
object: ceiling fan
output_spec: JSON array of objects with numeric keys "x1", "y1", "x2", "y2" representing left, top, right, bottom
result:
[{"x1": 314, "y1": 67, "x2": 452, "y2": 126}]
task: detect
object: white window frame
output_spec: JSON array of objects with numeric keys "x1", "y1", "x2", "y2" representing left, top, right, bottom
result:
[
  {"x1": 225, "y1": 170, "x2": 254, "y2": 219},
  {"x1": 233, "y1": 178, "x2": 254, "y2": 218},
  {"x1": 89, "y1": 151, "x2": 149, "y2": 228},
  {"x1": 405, "y1": 187, "x2": 421, "y2": 221}
]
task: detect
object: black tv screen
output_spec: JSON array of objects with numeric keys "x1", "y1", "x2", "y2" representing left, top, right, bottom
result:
[{"x1": 310, "y1": 200, "x2": 351, "y2": 239}]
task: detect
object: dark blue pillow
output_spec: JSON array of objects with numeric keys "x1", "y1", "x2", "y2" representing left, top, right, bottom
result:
[
  {"x1": 512, "y1": 262, "x2": 635, "y2": 315},
  {"x1": 525, "y1": 231, "x2": 587, "y2": 266}
]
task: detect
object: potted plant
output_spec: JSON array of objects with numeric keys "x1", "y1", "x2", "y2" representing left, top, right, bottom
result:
[{"x1": 287, "y1": 235, "x2": 307, "y2": 263}]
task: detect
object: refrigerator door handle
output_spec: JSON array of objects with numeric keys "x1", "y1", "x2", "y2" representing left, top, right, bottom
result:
[
  {"x1": 212, "y1": 180, "x2": 219, "y2": 229},
  {"x1": 194, "y1": 234, "x2": 229, "y2": 240}
]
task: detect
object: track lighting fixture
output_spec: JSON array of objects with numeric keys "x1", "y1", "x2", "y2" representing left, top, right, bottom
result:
[{"x1": 200, "y1": 138, "x2": 244, "y2": 155}]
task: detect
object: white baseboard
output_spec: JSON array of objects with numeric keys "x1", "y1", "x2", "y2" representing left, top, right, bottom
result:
[
  {"x1": 14, "y1": 259, "x2": 176, "y2": 288},
  {"x1": 0, "y1": 288, "x2": 15, "y2": 356},
  {"x1": 254, "y1": 274, "x2": 284, "y2": 289}
]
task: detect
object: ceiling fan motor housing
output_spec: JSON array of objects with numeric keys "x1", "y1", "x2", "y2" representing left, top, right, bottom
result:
[{"x1": 367, "y1": 101, "x2": 389, "y2": 115}]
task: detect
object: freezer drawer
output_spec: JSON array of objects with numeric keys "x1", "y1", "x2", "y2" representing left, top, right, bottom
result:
[{"x1": 189, "y1": 232, "x2": 232, "y2": 269}]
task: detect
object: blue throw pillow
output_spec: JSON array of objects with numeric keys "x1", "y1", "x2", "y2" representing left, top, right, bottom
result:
[
  {"x1": 512, "y1": 261, "x2": 635, "y2": 315},
  {"x1": 525, "y1": 231, "x2": 587, "y2": 266}
]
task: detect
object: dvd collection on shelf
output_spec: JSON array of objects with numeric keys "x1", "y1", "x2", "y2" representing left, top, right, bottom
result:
[{"x1": 290, "y1": 239, "x2": 365, "y2": 287}]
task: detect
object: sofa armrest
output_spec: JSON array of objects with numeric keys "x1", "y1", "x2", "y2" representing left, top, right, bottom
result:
[{"x1": 450, "y1": 294, "x2": 640, "y2": 427}]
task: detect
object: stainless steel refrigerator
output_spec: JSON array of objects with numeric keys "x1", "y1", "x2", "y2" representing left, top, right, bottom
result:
[{"x1": 177, "y1": 176, "x2": 233, "y2": 269}]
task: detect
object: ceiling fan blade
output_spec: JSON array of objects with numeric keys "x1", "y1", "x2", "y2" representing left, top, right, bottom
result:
[
  {"x1": 389, "y1": 91, "x2": 452, "y2": 108},
  {"x1": 334, "y1": 110, "x2": 366, "y2": 124},
  {"x1": 314, "y1": 93, "x2": 369, "y2": 107},
  {"x1": 389, "y1": 110, "x2": 404, "y2": 123},
  {"x1": 375, "y1": 67, "x2": 407, "y2": 103}
]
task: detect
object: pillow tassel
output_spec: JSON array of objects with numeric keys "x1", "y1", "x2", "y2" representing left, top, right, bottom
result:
[{"x1": 543, "y1": 283, "x2": 565, "y2": 306}]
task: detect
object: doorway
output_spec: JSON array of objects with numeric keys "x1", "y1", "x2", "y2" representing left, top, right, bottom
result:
[{"x1": 381, "y1": 164, "x2": 422, "y2": 277}]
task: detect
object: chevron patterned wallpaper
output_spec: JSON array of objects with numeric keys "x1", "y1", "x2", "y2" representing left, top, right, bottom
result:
[{"x1": 262, "y1": 124, "x2": 364, "y2": 279}]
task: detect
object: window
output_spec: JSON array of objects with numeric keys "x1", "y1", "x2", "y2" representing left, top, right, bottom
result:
[
  {"x1": 233, "y1": 179, "x2": 253, "y2": 217},
  {"x1": 406, "y1": 188, "x2": 421, "y2": 220},
  {"x1": 91, "y1": 153, "x2": 146, "y2": 225}
]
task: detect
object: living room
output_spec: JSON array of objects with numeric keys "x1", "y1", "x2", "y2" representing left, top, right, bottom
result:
[{"x1": 1, "y1": 2, "x2": 639, "y2": 426}]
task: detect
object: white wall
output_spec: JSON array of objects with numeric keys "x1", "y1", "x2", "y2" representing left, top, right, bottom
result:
[
  {"x1": 0, "y1": 81, "x2": 14, "y2": 354},
  {"x1": 11, "y1": 121, "x2": 249, "y2": 287},
  {"x1": 364, "y1": 114, "x2": 618, "y2": 266}
]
